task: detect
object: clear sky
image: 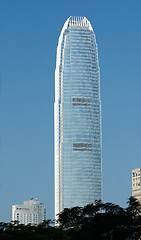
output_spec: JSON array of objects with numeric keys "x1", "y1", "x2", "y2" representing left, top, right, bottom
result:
[{"x1": 0, "y1": 0, "x2": 141, "y2": 222}]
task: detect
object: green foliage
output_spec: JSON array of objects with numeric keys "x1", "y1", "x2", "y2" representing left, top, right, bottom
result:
[
  {"x1": 0, "y1": 197, "x2": 141, "y2": 239},
  {"x1": 0, "y1": 221, "x2": 70, "y2": 240},
  {"x1": 58, "y1": 197, "x2": 141, "y2": 240}
]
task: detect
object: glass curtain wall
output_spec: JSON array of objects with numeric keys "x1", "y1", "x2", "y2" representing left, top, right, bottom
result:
[{"x1": 55, "y1": 16, "x2": 102, "y2": 217}]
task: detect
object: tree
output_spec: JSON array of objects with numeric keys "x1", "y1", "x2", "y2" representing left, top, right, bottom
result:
[
  {"x1": 126, "y1": 196, "x2": 141, "y2": 239},
  {"x1": 57, "y1": 198, "x2": 141, "y2": 239}
]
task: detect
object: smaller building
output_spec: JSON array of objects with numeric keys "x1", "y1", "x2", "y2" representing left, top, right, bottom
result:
[
  {"x1": 132, "y1": 168, "x2": 141, "y2": 202},
  {"x1": 12, "y1": 198, "x2": 46, "y2": 225}
]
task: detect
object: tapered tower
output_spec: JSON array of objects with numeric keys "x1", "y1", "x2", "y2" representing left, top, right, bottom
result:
[{"x1": 54, "y1": 16, "x2": 102, "y2": 217}]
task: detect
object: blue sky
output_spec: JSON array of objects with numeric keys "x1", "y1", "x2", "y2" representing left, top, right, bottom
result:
[{"x1": 0, "y1": 0, "x2": 141, "y2": 222}]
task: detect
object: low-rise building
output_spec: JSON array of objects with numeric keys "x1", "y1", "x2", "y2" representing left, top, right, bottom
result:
[
  {"x1": 12, "y1": 198, "x2": 46, "y2": 225},
  {"x1": 132, "y1": 168, "x2": 141, "y2": 202}
]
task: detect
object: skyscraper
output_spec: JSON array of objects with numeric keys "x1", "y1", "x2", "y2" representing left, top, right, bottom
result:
[{"x1": 54, "y1": 16, "x2": 102, "y2": 217}]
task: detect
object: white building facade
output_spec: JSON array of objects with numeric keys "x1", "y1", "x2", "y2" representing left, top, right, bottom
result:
[
  {"x1": 12, "y1": 199, "x2": 46, "y2": 225},
  {"x1": 132, "y1": 168, "x2": 141, "y2": 202},
  {"x1": 55, "y1": 16, "x2": 102, "y2": 218}
]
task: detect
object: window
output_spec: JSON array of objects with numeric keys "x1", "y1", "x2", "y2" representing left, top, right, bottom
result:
[
  {"x1": 73, "y1": 98, "x2": 91, "y2": 106},
  {"x1": 73, "y1": 143, "x2": 92, "y2": 151}
]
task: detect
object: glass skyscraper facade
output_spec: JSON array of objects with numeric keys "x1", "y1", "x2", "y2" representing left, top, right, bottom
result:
[{"x1": 54, "y1": 16, "x2": 102, "y2": 217}]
